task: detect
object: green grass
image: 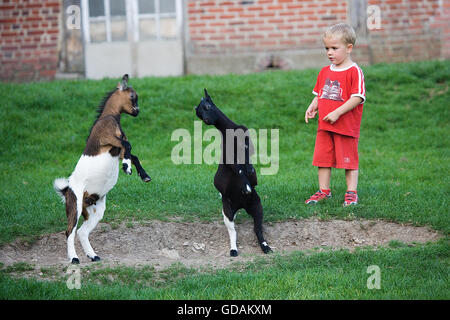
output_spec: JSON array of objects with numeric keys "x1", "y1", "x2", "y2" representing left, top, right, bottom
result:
[
  {"x1": 0, "y1": 60, "x2": 449, "y2": 299},
  {"x1": 1, "y1": 241, "x2": 448, "y2": 299}
]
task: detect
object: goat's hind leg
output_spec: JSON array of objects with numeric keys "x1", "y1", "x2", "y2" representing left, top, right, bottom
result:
[
  {"x1": 247, "y1": 200, "x2": 272, "y2": 254},
  {"x1": 65, "y1": 188, "x2": 83, "y2": 264},
  {"x1": 78, "y1": 196, "x2": 105, "y2": 262}
]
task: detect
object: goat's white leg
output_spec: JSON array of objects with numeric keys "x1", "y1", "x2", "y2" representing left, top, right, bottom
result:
[
  {"x1": 67, "y1": 188, "x2": 83, "y2": 264},
  {"x1": 67, "y1": 229, "x2": 78, "y2": 264},
  {"x1": 223, "y1": 210, "x2": 238, "y2": 257},
  {"x1": 78, "y1": 196, "x2": 106, "y2": 261}
]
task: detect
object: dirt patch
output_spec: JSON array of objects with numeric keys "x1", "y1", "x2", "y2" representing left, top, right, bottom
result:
[{"x1": 0, "y1": 218, "x2": 442, "y2": 270}]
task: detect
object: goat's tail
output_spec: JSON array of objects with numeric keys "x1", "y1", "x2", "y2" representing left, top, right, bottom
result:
[{"x1": 53, "y1": 177, "x2": 69, "y2": 203}]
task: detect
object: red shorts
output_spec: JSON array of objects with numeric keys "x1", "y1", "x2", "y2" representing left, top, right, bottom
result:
[{"x1": 313, "y1": 130, "x2": 359, "y2": 170}]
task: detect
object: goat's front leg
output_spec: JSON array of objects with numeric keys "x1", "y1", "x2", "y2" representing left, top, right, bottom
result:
[
  {"x1": 231, "y1": 164, "x2": 252, "y2": 195},
  {"x1": 131, "y1": 154, "x2": 151, "y2": 182},
  {"x1": 222, "y1": 200, "x2": 238, "y2": 257},
  {"x1": 119, "y1": 139, "x2": 132, "y2": 175},
  {"x1": 118, "y1": 138, "x2": 151, "y2": 182}
]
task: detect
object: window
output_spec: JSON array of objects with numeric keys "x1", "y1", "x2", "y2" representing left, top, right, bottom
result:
[
  {"x1": 86, "y1": 0, "x2": 127, "y2": 42},
  {"x1": 82, "y1": 0, "x2": 180, "y2": 43},
  {"x1": 138, "y1": 0, "x2": 177, "y2": 40}
]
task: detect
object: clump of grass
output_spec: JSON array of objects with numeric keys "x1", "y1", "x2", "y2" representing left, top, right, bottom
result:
[
  {"x1": 2, "y1": 262, "x2": 35, "y2": 273},
  {"x1": 388, "y1": 240, "x2": 409, "y2": 248}
]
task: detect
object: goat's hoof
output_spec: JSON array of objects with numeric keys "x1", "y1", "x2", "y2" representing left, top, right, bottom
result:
[
  {"x1": 122, "y1": 164, "x2": 132, "y2": 175},
  {"x1": 89, "y1": 255, "x2": 101, "y2": 262},
  {"x1": 262, "y1": 246, "x2": 272, "y2": 254},
  {"x1": 71, "y1": 258, "x2": 80, "y2": 264},
  {"x1": 142, "y1": 175, "x2": 151, "y2": 183},
  {"x1": 230, "y1": 249, "x2": 238, "y2": 257}
]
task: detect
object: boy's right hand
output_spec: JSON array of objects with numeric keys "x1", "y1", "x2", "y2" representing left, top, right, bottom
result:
[
  {"x1": 305, "y1": 97, "x2": 318, "y2": 123},
  {"x1": 305, "y1": 106, "x2": 318, "y2": 123}
]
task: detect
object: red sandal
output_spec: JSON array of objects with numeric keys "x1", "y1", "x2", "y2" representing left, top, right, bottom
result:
[
  {"x1": 305, "y1": 189, "x2": 331, "y2": 204},
  {"x1": 343, "y1": 191, "x2": 358, "y2": 207}
]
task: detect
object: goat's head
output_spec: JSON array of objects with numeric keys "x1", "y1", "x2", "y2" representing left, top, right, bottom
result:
[
  {"x1": 195, "y1": 89, "x2": 220, "y2": 125},
  {"x1": 114, "y1": 74, "x2": 140, "y2": 117}
]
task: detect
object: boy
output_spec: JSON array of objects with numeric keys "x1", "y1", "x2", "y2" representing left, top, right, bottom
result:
[{"x1": 304, "y1": 23, "x2": 366, "y2": 207}]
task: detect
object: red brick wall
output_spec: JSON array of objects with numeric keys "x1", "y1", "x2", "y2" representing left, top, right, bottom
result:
[
  {"x1": 0, "y1": 0, "x2": 448, "y2": 81},
  {"x1": 187, "y1": 0, "x2": 348, "y2": 55},
  {"x1": 186, "y1": 0, "x2": 448, "y2": 69},
  {"x1": 441, "y1": 0, "x2": 450, "y2": 59},
  {"x1": 367, "y1": 0, "x2": 448, "y2": 63},
  {"x1": 0, "y1": 0, "x2": 61, "y2": 82}
]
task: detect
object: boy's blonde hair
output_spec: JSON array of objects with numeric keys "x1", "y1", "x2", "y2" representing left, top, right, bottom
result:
[{"x1": 323, "y1": 23, "x2": 356, "y2": 45}]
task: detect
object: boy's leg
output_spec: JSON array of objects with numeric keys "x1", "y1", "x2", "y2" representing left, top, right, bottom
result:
[
  {"x1": 333, "y1": 133, "x2": 360, "y2": 206},
  {"x1": 319, "y1": 167, "x2": 332, "y2": 190},
  {"x1": 342, "y1": 139, "x2": 359, "y2": 206},
  {"x1": 344, "y1": 169, "x2": 359, "y2": 206},
  {"x1": 345, "y1": 169, "x2": 358, "y2": 191},
  {"x1": 305, "y1": 167, "x2": 332, "y2": 204},
  {"x1": 307, "y1": 130, "x2": 335, "y2": 204}
]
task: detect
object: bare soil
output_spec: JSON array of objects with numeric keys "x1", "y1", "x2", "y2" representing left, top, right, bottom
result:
[{"x1": 0, "y1": 218, "x2": 442, "y2": 271}]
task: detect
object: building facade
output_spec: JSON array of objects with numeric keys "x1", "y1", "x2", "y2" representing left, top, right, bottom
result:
[{"x1": 0, "y1": 0, "x2": 449, "y2": 82}]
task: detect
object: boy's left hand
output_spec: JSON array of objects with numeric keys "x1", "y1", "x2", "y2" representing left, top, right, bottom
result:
[
  {"x1": 322, "y1": 97, "x2": 363, "y2": 125},
  {"x1": 323, "y1": 110, "x2": 340, "y2": 124}
]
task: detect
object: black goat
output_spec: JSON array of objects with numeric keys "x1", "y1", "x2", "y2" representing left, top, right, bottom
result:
[{"x1": 195, "y1": 89, "x2": 272, "y2": 256}]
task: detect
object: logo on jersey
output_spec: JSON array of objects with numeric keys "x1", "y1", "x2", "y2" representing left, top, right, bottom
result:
[{"x1": 319, "y1": 78, "x2": 344, "y2": 102}]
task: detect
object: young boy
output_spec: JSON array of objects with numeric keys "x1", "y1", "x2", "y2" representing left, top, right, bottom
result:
[{"x1": 304, "y1": 23, "x2": 366, "y2": 207}]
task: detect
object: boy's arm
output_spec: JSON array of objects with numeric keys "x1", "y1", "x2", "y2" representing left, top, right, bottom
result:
[
  {"x1": 305, "y1": 96, "x2": 319, "y2": 123},
  {"x1": 322, "y1": 96, "x2": 363, "y2": 125}
]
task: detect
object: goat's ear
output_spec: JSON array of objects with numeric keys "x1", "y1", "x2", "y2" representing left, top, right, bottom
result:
[
  {"x1": 204, "y1": 88, "x2": 210, "y2": 99},
  {"x1": 118, "y1": 74, "x2": 129, "y2": 91}
]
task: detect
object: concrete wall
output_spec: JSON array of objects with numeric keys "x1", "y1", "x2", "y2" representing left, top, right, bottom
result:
[{"x1": 85, "y1": 40, "x2": 183, "y2": 79}]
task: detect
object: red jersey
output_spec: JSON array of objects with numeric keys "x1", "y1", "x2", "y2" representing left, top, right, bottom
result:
[{"x1": 312, "y1": 63, "x2": 366, "y2": 138}]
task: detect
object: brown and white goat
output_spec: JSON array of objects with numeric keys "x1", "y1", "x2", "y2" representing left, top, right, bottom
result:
[{"x1": 54, "y1": 74, "x2": 151, "y2": 264}]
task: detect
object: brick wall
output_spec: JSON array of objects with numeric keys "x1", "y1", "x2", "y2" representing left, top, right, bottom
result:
[
  {"x1": 187, "y1": 0, "x2": 347, "y2": 55},
  {"x1": 0, "y1": 0, "x2": 61, "y2": 82},
  {"x1": 367, "y1": 0, "x2": 448, "y2": 63},
  {"x1": 185, "y1": 0, "x2": 449, "y2": 74},
  {"x1": 441, "y1": 0, "x2": 450, "y2": 59},
  {"x1": 0, "y1": 0, "x2": 448, "y2": 81}
]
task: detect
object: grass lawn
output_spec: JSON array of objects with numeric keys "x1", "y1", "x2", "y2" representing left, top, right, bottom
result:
[{"x1": 0, "y1": 60, "x2": 448, "y2": 299}]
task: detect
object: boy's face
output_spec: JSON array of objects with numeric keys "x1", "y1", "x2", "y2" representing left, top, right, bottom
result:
[{"x1": 323, "y1": 35, "x2": 353, "y2": 67}]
